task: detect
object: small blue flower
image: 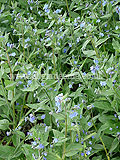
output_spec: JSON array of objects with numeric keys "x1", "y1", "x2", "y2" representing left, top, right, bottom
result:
[
  {"x1": 100, "y1": 81, "x2": 106, "y2": 86},
  {"x1": 41, "y1": 82, "x2": 45, "y2": 86},
  {"x1": 93, "y1": 59, "x2": 99, "y2": 64},
  {"x1": 81, "y1": 153, "x2": 84, "y2": 156},
  {"x1": 80, "y1": 21, "x2": 85, "y2": 28},
  {"x1": 86, "y1": 150, "x2": 90, "y2": 155},
  {"x1": 29, "y1": 114, "x2": 35, "y2": 123},
  {"x1": 109, "y1": 127, "x2": 112, "y2": 131},
  {"x1": 76, "y1": 138, "x2": 79, "y2": 142},
  {"x1": 41, "y1": 114, "x2": 45, "y2": 119},
  {"x1": 89, "y1": 141, "x2": 92, "y2": 145},
  {"x1": 31, "y1": 141, "x2": 37, "y2": 146},
  {"x1": 105, "y1": 24, "x2": 107, "y2": 27},
  {"x1": 69, "y1": 84, "x2": 72, "y2": 88},
  {"x1": 83, "y1": 72, "x2": 86, "y2": 76},
  {"x1": 28, "y1": 80, "x2": 32, "y2": 85},
  {"x1": 43, "y1": 4, "x2": 48, "y2": 10},
  {"x1": 55, "y1": 9, "x2": 61, "y2": 14},
  {"x1": 53, "y1": 138, "x2": 58, "y2": 143},
  {"x1": 77, "y1": 37, "x2": 80, "y2": 43},
  {"x1": 25, "y1": 37, "x2": 30, "y2": 42},
  {"x1": 6, "y1": 131, "x2": 11, "y2": 136},
  {"x1": 27, "y1": 71, "x2": 31, "y2": 75},
  {"x1": 37, "y1": 144, "x2": 44, "y2": 149},
  {"x1": 88, "y1": 122, "x2": 92, "y2": 126},
  {"x1": 74, "y1": 61, "x2": 77, "y2": 64},
  {"x1": 96, "y1": 19, "x2": 100, "y2": 23},
  {"x1": 10, "y1": 52, "x2": 16, "y2": 57},
  {"x1": 99, "y1": 32, "x2": 104, "y2": 37},
  {"x1": 63, "y1": 48, "x2": 67, "y2": 53},
  {"x1": 45, "y1": 126, "x2": 48, "y2": 132},
  {"x1": 69, "y1": 112, "x2": 78, "y2": 119},
  {"x1": 115, "y1": 26, "x2": 119, "y2": 30}
]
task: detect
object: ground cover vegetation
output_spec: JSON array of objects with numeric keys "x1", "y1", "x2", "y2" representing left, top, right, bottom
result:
[{"x1": 0, "y1": 0, "x2": 120, "y2": 159}]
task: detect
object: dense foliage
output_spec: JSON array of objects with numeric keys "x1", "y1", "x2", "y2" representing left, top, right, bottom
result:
[{"x1": 0, "y1": 0, "x2": 120, "y2": 159}]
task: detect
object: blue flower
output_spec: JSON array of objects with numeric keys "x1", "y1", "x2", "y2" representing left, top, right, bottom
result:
[
  {"x1": 93, "y1": 59, "x2": 99, "y2": 64},
  {"x1": 115, "y1": 26, "x2": 119, "y2": 30},
  {"x1": 76, "y1": 138, "x2": 79, "y2": 142},
  {"x1": 28, "y1": 80, "x2": 32, "y2": 85},
  {"x1": 80, "y1": 21, "x2": 85, "y2": 28},
  {"x1": 41, "y1": 114, "x2": 45, "y2": 119},
  {"x1": 25, "y1": 37, "x2": 30, "y2": 42},
  {"x1": 81, "y1": 153, "x2": 84, "y2": 156},
  {"x1": 69, "y1": 111, "x2": 78, "y2": 119},
  {"x1": 6, "y1": 131, "x2": 11, "y2": 136},
  {"x1": 88, "y1": 122, "x2": 92, "y2": 126},
  {"x1": 74, "y1": 61, "x2": 77, "y2": 64},
  {"x1": 10, "y1": 52, "x2": 16, "y2": 57},
  {"x1": 100, "y1": 81, "x2": 106, "y2": 86},
  {"x1": 69, "y1": 84, "x2": 72, "y2": 88},
  {"x1": 63, "y1": 48, "x2": 67, "y2": 53},
  {"x1": 109, "y1": 127, "x2": 112, "y2": 131},
  {"x1": 96, "y1": 19, "x2": 100, "y2": 23},
  {"x1": 86, "y1": 150, "x2": 90, "y2": 155},
  {"x1": 27, "y1": 71, "x2": 31, "y2": 75},
  {"x1": 55, "y1": 93, "x2": 63, "y2": 113},
  {"x1": 53, "y1": 138, "x2": 58, "y2": 143},
  {"x1": 29, "y1": 114, "x2": 35, "y2": 123},
  {"x1": 89, "y1": 141, "x2": 92, "y2": 145},
  {"x1": 37, "y1": 144, "x2": 44, "y2": 149},
  {"x1": 43, "y1": 4, "x2": 48, "y2": 10},
  {"x1": 31, "y1": 141, "x2": 37, "y2": 146},
  {"x1": 55, "y1": 9, "x2": 61, "y2": 14},
  {"x1": 41, "y1": 82, "x2": 45, "y2": 86},
  {"x1": 105, "y1": 24, "x2": 107, "y2": 27},
  {"x1": 99, "y1": 32, "x2": 104, "y2": 37}
]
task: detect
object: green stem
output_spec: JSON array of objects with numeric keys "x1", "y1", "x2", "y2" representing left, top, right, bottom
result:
[
  {"x1": 6, "y1": 49, "x2": 16, "y2": 129},
  {"x1": 91, "y1": 111, "x2": 110, "y2": 160},
  {"x1": 62, "y1": 104, "x2": 67, "y2": 160},
  {"x1": 20, "y1": 93, "x2": 27, "y2": 120}
]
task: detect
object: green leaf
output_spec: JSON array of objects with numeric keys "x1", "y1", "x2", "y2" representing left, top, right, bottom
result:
[
  {"x1": 65, "y1": 143, "x2": 82, "y2": 157},
  {"x1": 109, "y1": 138, "x2": 119, "y2": 153},
  {"x1": 0, "y1": 145, "x2": 15, "y2": 159},
  {"x1": 95, "y1": 37, "x2": 109, "y2": 47},
  {"x1": 93, "y1": 101, "x2": 113, "y2": 111},
  {"x1": 83, "y1": 132, "x2": 96, "y2": 141},
  {"x1": 5, "y1": 80, "x2": 17, "y2": 91},
  {"x1": 112, "y1": 39, "x2": 120, "y2": 52},
  {"x1": 83, "y1": 50, "x2": 96, "y2": 57},
  {"x1": 101, "y1": 13, "x2": 112, "y2": 19},
  {"x1": 0, "y1": 119, "x2": 9, "y2": 130},
  {"x1": 46, "y1": 151, "x2": 62, "y2": 160},
  {"x1": 48, "y1": 20, "x2": 55, "y2": 29},
  {"x1": 22, "y1": 80, "x2": 39, "y2": 92}
]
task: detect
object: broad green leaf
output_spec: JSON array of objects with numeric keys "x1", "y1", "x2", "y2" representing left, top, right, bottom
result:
[
  {"x1": 22, "y1": 80, "x2": 39, "y2": 92},
  {"x1": 48, "y1": 20, "x2": 55, "y2": 29},
  {"x1": 46, "y1": 151, "x2": 62, "y2": 160},
  {"x1": 83, "y1": 50, "x2": 96, "y2": 57},
  {"x1": 112, "y1": 39, "x2": 120, "y2": 52},
  {"x1": 65, "y1": 143, "x2": 82, "y2": 157},
  {"x1": 0, "y1": 119, "x2": 9, "y2": 130},
  {"x1": 95, "y1": 37, "x2": 109, "y2": 47},
  {"x1": 93, "y1": 101, "x2": 113, "y2": 111},
  {"x1": 5, "y1": 80, "x2": 17, "y2": 91},
  {"x1": 109, "y1": 138, "x2": 119, "y2": 153},
  {"x1": 0, "y1": 145, "x2": 15, "y2": 159}
]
